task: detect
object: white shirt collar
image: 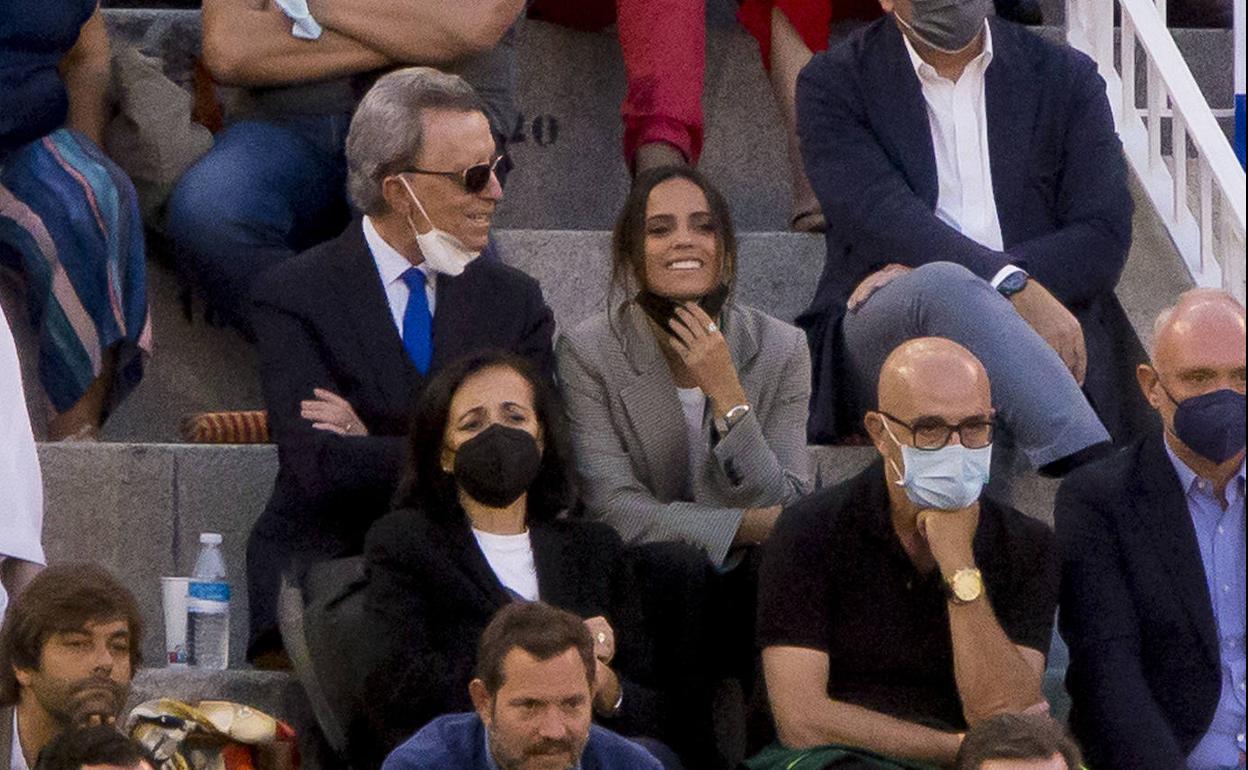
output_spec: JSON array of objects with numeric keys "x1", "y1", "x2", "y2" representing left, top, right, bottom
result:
[
  {"x1": 362, "y1": 215, "x2": 430, "y2": 288},
  {"x1": 11, "y1": 710, "x2": 29, "y2": 770},
  {"x1": 901, "y1": 20, "x2": 994, "y2": 83}
]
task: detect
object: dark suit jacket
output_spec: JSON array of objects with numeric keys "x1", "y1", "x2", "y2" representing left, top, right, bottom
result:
[
  {"x1": 0, "y1": 705, "x2": 13, "y2": 770},
  {"x1": 796, "y1": 18, "x2": 1145, "y2": 442},
  {"x1": 357, "y1": 509, "x2": 659, "y2": 767},
  {"x1": 246, "y1": 220, "x2": 555, "y2": 656},
  {"x1": 1056, "y1": 434, "x2": 1222, "y2": 769}
]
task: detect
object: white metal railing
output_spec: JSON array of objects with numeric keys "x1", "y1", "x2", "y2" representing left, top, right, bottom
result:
[{"x1": 1066, "y1": 0, "x2": 1247, "y2": 304}]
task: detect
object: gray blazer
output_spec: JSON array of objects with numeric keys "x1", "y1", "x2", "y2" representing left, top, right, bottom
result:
[{"x1": 556, "y1": 302, "x2": 812, "y2": 565}]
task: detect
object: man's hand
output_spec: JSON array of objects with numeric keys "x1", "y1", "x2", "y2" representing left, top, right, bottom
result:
[
  {"x1": 733, "y1": 505, "x2": 783, "y2": 547},
  {"x1": 1009, "y1": 279, "x2": 1087, "y2": 385},
  {"x1": 917, "y1": 504, "x2": 979, "y2": 576},
  {"x1": 301, "y1": 388, "x2": 369, "y2": 436},
  {"x1": 848, "y1": 264, "x2": 913, "y2": 312}
]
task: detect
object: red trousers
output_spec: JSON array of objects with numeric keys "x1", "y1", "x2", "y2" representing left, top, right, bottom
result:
[{"x1": 528, "y1": 0, "x2": 880, "y2": 166}]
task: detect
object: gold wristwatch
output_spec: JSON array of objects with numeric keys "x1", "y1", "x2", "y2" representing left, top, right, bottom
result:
[{"x1": 945, "y1": 567, "x2": 984, "y2": 605}]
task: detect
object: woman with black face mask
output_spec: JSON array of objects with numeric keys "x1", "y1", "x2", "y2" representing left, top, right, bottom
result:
[{"x1": 356, "y1": 350, "x2": 678, "y2": 769}]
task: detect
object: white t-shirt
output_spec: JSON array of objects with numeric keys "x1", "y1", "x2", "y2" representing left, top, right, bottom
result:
[
  {"x1": 11, "y1": 709, "x2": 30, "y2": 770},
  {"x1": 677, "y1": 387, "x2": 708, "y2": 495},
  {"x1": 0, "y1": 305, "x2": 46, "y2": 628},
  {"x1": 472, "y1": 529, "x2": 539, "y2": 602}
]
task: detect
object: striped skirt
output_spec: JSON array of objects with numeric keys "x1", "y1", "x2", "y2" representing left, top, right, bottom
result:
[{"x1": 0, "y1": 128, "x2": 151, "y2": 415}]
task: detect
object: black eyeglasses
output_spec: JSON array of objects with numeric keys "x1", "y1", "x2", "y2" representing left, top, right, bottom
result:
[
  {"x1": 879, "y1": 411, "x2": 995, "y2": 451},
  {"x1": 408, "y1": 154, "x2": 505, "y2": 194}
]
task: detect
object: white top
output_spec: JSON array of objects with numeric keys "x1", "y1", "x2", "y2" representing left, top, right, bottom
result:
[
  {"x1": 676, "y1": 387, "x2": 708, "y2": 495},
  {"x1": 902, "y1": 22, "x2": 1004, "y2": 253},
  {"x1": 11, "y1": 710, "x2": 29, "y2": 770},
  {"x1": 0, "y1": 305, "x2": 45, "y2": 628},
  {"x1": 472, "y1": 528, "x2": 540, "y2": 602},
  {"x1": 362, "y1": 215, "x2": 438, "y2": 335}
]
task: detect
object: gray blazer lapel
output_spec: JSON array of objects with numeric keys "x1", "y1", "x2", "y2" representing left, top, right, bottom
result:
[{"x1": 617, "y1": 304, "x2": 691, "y2": 501}]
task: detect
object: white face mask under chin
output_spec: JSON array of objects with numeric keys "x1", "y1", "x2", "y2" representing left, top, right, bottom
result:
[
  {"x1": 883, "y1": 420, "x2": 992, "y2": 511},
  {"x1": 398, "y1": 177, "x2": 481, "y2": 277}
]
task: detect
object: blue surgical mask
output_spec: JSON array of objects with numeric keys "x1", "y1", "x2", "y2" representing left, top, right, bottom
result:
[
  {"x1": 884, "y1": 422, "x2": 992, "y2": 510},
  {"x1": 1163, "y1": 387, "x2": 1247, "y2": 464}
]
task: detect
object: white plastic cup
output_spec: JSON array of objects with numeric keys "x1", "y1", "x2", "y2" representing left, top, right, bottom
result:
[{"x1": 160, "y1": 577, "x2": 190, "y2": 667}]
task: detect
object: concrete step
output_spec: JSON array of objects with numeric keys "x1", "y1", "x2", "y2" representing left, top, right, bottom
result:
[{"x1": 102, "y1": 10, "x2": 1239, "y2": 232}]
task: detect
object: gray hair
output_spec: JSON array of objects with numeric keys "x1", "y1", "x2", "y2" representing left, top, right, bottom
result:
[{"x1": 345, "y1": 67, "x2": 485, "y2": 215}]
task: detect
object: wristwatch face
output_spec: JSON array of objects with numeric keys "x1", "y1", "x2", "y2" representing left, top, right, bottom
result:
[
  {"x1": 950, "y1": 568, "x2": 984, "y2": 603},
  {"x1": 998, "y1": 271, "x2": 1029, "y2": 296}
]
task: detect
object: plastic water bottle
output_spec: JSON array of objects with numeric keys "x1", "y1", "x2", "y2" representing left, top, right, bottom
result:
[{"x1": 187, "y1": 533, "x2": 230, "y2": 669}]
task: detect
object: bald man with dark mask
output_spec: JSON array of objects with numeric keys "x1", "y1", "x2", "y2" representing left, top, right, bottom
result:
[
  {"x1": 755, "y1": 338, "x2": 1057, "y2": 769},
  {"x1": 1057, "y1": 290, "x2": 1246, "y2": 770}
]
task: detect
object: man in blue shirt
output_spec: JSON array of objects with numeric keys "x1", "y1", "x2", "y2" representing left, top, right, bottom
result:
[
  {"x1": 381, "y1": 602, "x2": 663, "y2": 770},
  {"x1": 1057, "y1": 288, "x2": 1246, "y2": 770}
]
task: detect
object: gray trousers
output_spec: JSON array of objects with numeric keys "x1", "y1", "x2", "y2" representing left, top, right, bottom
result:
[{"x1": 842, "y1": 262, "x2": 1110, "y2": 469}]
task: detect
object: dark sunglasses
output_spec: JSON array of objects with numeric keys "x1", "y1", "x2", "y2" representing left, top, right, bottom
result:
[{"x1": 408, "y1": 154, "x2": 505, "y2": 194}]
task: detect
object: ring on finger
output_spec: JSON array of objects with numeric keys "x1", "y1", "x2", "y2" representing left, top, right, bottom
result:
[
  {"x1": 344, "y1": 421, "x2": 353, "y2": 433},
  {"x1": 596, "y1": 632, "x2": 607, "y2": 645},
  {"x1": 706, "y1": 321, "x2": 719, "y2": 334}
]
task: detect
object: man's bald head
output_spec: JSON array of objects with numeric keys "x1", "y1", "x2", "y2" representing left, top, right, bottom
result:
[
  {"x1": 877, "y1": 337, "x2": 992, "y2": 417},
  {"x1": 1138, "y1": 289, "x2": 1246, "y2": 463},
  {"x1": 867, "y1": 338, "x2": 994, "y2": 483}
]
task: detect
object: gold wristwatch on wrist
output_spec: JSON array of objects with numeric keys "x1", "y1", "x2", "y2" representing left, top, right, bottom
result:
[{"x1": 944, "y1": 567, "x2": 984, "y2": 605}]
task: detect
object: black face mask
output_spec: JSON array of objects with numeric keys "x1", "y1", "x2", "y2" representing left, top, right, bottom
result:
[
  {"x1": 1165, "y1": 387, "x2": 1247, "y2": 464},
  {"x1": 451, "y1": 424, "x2": 542, "y2": 508},
  {"x1": 635, "y1": 283, "x2": 731, "y2": 331}
]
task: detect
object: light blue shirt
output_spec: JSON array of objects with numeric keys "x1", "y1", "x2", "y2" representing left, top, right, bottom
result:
[{"x1": 1165, "y1": 442, "x2": 1246, "y2": 769}]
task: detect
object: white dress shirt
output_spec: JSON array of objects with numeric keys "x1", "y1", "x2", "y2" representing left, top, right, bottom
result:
[
  {"x1": 362, "y1": 216, "x2": 437, "y2": 336},
  {"x1": 10, "y1": 709, "x2": 29, "y2": 770},
  {"x1": 0, "y1": 305, "x2": 45, "y2": 628},
  {"x1": 902, "y1": 24, "x2": 1022, "y2": 289}
]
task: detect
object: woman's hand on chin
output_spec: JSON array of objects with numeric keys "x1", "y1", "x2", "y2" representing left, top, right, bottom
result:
[{"x1": 666, "y1": 303, "x2": 748, "y2": 416}]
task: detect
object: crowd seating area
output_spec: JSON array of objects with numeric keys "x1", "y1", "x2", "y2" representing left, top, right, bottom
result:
[{"x1": 6, "y1": 1, "x2": 1243, "y2": 768}]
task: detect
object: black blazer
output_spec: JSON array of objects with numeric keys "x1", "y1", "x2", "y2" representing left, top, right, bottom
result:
[
  {"x1": 796, "y1": 18, "x2": 1147, "y2": 442},
  {"x1": 245, "y1": 220, "x2": 555, "y2": 654},
  {"x1": 357, "y1": 508, "x2": 659, "y2": 766},
  {"x1": 1056, "y1": 434, "x2": 1221, "y2": 769}
]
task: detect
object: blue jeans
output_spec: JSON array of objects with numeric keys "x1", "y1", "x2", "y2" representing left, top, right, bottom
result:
[
  {"x1": 165, "y1": 114, "x2": 353, "y2": 330},
  {"x1": 841, "y1": 262, "x2": 1111, "y2": 469}
]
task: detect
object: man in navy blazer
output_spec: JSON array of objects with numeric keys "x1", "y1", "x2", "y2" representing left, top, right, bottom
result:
[
  {"x1": 245, "y1": 68, "x2": 554, "y2": 664},
  {"x1": 1057, "y1": 290, "x2": 1245, "y2": 770},
  {"x1": 796, "y1": 0, "x2": 1147, "y2": 465}
]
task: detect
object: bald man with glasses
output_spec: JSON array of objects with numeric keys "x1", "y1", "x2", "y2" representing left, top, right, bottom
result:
[{"x1": 753, "y1": 337, "x2": 1057, "y2": 770}]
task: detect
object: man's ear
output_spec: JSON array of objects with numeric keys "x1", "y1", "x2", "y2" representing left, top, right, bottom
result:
[
  {"x1": 469, "y1": 679, "x2": 493, "y2": 726},
  {"x1": 864, "y1": 411, "x2": 888, "y2": 453},
  {"x1": 1136, "y1": 363, "x2": 1161, "y2": 410},
  {"x1": 13, "y1": 665, "x2": 34, "y2": 688}
]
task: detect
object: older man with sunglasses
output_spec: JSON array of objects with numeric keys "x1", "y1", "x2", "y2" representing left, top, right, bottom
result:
[
  {"x1": 166, "y1": 0, "x2": 524, "y2": 331},
  {"x1": 243, "y1": 67, "x2": 555, "y2": 667},
  {"x1": 753, "y1": 337, "x2": 1058, "y2": 770}
]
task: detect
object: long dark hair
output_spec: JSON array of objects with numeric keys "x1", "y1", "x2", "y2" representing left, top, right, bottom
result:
[
  {"x1": 393, "y1": 350, "x2": 574, "y2": 521},
  {"x1": 609, "y1": 165, "x2": 739, "y2": 305}
]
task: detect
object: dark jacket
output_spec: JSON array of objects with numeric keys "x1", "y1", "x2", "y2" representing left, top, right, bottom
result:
[
  {"x1": 380, "y1": 712, "x2": 663, "y2": 770},
  {"x1": 796, "y1": 17, "x2": 1144, "y2": 442},
  {"x1": 1056, "y1": 434, "x2": 1222, "y2": 769},
  {"x1": 245, "y1": 220, "x2": 554, "y2": 656},
  {"x1": 358, "y1": 508, "x2": 660, "y2": 766}
]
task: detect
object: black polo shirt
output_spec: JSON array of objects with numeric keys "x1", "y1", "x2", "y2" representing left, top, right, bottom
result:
[{"x1": 757, "y1": 461, "x2": 1058, "y2": 731}]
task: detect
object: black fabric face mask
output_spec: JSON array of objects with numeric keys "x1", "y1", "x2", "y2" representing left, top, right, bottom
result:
[
  {"x1": 451, "y1": 424, "x2": 542, "y2": 508},
  {"x1": 635, "y1": 283, "x2": 731, "y2": 331}
]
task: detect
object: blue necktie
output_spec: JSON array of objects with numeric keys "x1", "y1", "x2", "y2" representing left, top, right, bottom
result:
[{"x1": 401, "y1": 267, "x2": 432, "y2": 374}]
